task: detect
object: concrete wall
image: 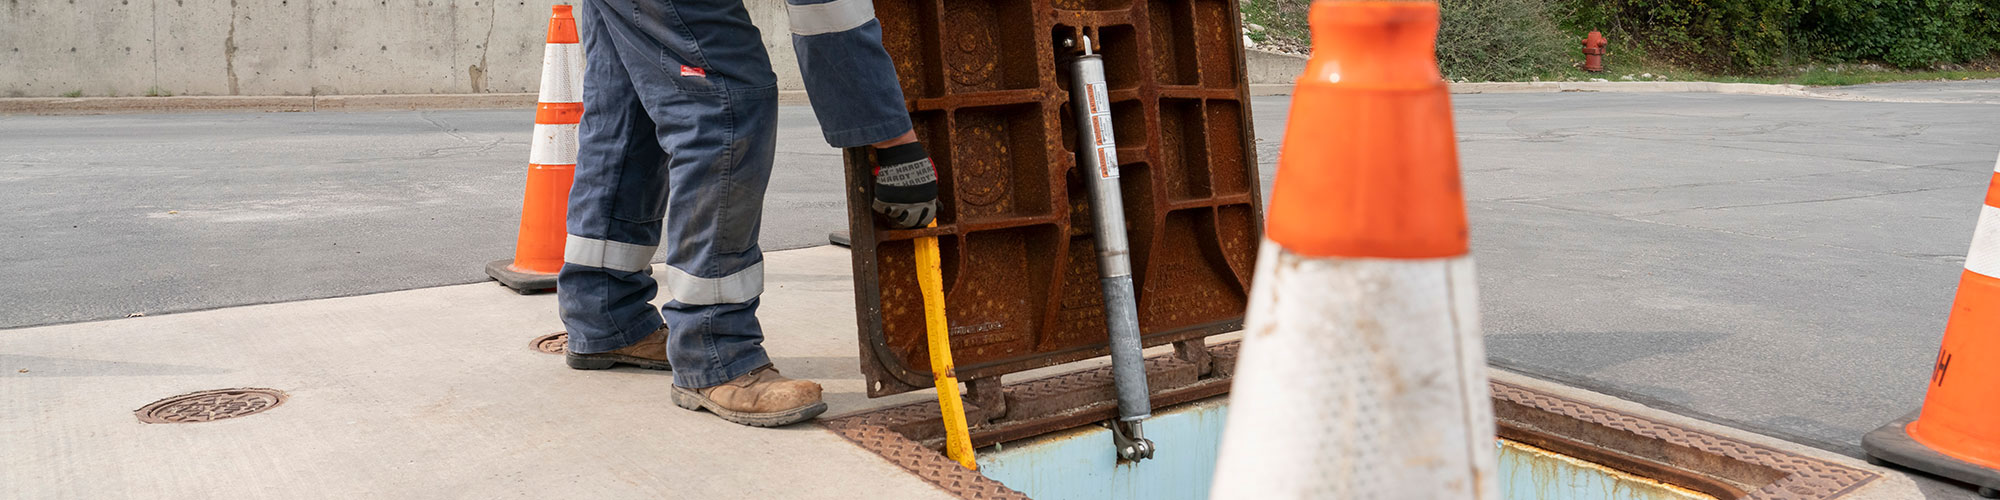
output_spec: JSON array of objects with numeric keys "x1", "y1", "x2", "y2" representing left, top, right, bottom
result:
[
  {"x1": 0, "y1": 0, "x2": 800, "y2": 97},
  {"x1": 1244, "y1": 49, "x2": 1306, "y2": 85},
  {"x1": 1, "y1": 0, "x2": 1288, "y2": 98}
]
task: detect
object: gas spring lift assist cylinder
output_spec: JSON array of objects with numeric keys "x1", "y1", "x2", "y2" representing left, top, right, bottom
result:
[{"x1": 1068, "y1": 34, "x2": 1155, "y2": 462}]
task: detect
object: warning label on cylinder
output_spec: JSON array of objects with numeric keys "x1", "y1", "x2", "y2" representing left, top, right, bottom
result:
[{"x1": 1086, "y1": 81, "x2": 1119, "y2": 179}]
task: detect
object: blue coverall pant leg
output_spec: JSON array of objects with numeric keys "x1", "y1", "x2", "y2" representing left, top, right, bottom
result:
[{"x1": 558, "y1": 0, "x2": 914, "y2": 388}]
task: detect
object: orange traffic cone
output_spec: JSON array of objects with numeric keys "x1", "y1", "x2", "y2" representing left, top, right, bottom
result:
[
  {"x1": 487, "y1": 5, "x2": 584, "y2": 294},
  {"x1": 1864, "y1": 152, "x2": 2000, "y2": 498},
  {"x1": 1210, "y1": 2, "x2": 1495, "y2": 498}
]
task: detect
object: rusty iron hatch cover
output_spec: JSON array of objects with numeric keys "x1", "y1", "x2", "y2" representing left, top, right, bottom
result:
[
  {"x1": 844, "y1": 0, "x2": 1263, "y2": 397},
  {"x1": 826, "y1": 348, "x2": 1881, "y2": 500},
  {"x1": 532, "y1": 332, "x2": 568, "y2": 354},
  {"x1": 135, "y1": 388, "x2": 288, "y2": 424}
]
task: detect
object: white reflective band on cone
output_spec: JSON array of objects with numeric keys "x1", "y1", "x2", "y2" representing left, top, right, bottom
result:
[
  {"x1": 1210, "y1": 242, "x2": 1498, "y2": 499},
  {"x1": 563, "y1": 235, "x2": 658, "y2": 273},
  {"x1": 785, "y1": 0, "x2": 875, "y2": 36},
  {"x1": 1966, "y1": 205, "x2": 2000, "y2": 278},
  {"x1": 539, "y1": 43, "x2": 584, "y2": 103},
  {"x1": 529, "y1": 123, "x2": 580, "y2": 166},
  {"x1": 663, "y1": 261, "x2": 765, "y2": 305}
]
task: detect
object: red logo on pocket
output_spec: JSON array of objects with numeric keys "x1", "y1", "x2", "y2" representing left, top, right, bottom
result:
[{"x1": 680, "y1": 65, "x2": 707, "y2": 78}]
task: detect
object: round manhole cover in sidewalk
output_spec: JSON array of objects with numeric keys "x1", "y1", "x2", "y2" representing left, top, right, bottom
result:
[
  {"x1": 532, "y1": 332, "x2": 568, "y2": 354},
  {"x1": 135, "y1": 388, "x2": 288, "y2": 424}
]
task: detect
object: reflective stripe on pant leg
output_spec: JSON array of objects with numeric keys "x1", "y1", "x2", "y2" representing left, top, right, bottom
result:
[
  {"x1": 663, "y1": 260, "x2": 764, "y2": 305},
  {"x1": 784, "y1": 0, "x2": 875, "y2": 36},
  {"x1": 564, "y1": 234, "x2": 658, "y2": 273}
]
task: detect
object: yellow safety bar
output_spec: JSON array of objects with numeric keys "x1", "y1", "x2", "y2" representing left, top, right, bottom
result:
[{"x1": 914, "y1": 222, "x2": 978, "y2": 470}]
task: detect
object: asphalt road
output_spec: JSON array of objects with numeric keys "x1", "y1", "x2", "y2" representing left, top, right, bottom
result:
[
  {"x1": 0, "y1": 105, "x2": 848, "y2": 326},
  {"x1": 6, "y1": 80, "x2": 2000, "y2": 497}
]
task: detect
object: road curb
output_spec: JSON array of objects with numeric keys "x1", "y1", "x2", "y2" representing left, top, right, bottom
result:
[
  {"x1": 1, "y1": 95, "x2": 319, "y2": 115},
  {"x1": 1449, "y1": 81, "x2": 2000, "y2": 104},
  {"x1": 0, "y1": 90, "x2": 813, "y2": 115},
  {"x1": 5, "y1": 81, "x2": 1972, "y2": 114},
  {"x1": 314, "y1": 93, "x2": 539, "y2": 111},
  {"x1": 0, "y1": 94, "x2": 538, "y2": 115},
  {"x1": 1450, "y1": 81, "x2": 1819, "y2": 97},
  {"x1": 1254, "y1": 81, "x2": 1824, "y2": 98}
]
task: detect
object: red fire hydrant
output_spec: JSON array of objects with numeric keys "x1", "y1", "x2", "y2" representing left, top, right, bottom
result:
[{"x1": 1582, "y1": 31, "x2": 1607, "y2": 72}]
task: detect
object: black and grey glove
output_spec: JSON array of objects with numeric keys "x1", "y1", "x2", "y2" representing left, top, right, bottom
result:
[{"x1": 872, "y1": 142, "x2": 939, "y2": 229}]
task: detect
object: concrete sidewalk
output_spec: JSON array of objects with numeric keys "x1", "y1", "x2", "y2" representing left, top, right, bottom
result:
[
  {"x1": 1, "y1": 243, "x2": 1931, "y2": 499},
  {"x1": 0, "y1": 245, "x2": 950, "y2": 499}
]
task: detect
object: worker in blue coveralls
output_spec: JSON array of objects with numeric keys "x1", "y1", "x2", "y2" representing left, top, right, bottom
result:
[{"x1": 556, "y1": 0, "x2": 936, "y2": 427}]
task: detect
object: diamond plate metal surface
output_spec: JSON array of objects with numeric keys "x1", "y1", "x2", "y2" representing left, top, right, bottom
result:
[
  {"x1": 1492, "y1": 381, "x2": 1878, "y2": 499},
  {"x1": 825, "y1": 420, "x2": 1032, "y2": 500}
]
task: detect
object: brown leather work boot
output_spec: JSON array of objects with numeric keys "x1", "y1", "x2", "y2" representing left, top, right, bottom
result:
[
  {"x1": 565, "y1": 326, "x2": 672, "y2": 371},
  {"x1": 670, "y1": 364, "x2": 826, "y2": 427}
]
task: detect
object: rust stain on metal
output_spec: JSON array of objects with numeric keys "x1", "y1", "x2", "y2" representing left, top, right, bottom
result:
[
  {"x1": 532, "y1": 332, "x2": 568, "y2": 354},
  {"x1": 946, "y1": 7, "x2": 1000, "y2": 90},
  {"x1": 951, "y1": 115, "x2": 1014, "y2": 217},
  {"x1": 876, "y1": 0, "x2": 933, "y2": 98},
  {"x1": 1191, "y1": 0, "x2": 1238, "y2": 87},
  {"x1": 1146, "y1": 1, "x2": 1197, "y2": 86},
  {"x1": 848, "y1": 0, "x2": 1264, "y2": 398},
  {"x1": 135, "y1": 388, "x2": 288, "y2": 424}
]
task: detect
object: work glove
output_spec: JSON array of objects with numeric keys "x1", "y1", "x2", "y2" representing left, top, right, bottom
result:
[{"x1": 872, "y1": 142, "x2": 939, "y2": 229}]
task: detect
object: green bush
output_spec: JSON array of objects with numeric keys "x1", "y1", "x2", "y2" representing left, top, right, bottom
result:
[
  {"x1": 1243, "y1": 0, "x2": 1999, "y2": 79},
  {"x1": 1437, "y1": 0, "x2": 1576, "y2": 81},
  {"x1": 1243, "y1": 0, "x2": 1575, "y2": 81},
  {"x1": 1797, "y1": 0, "x2": 2000, "y2": 68},
  {"x1": 1557, "y1": 0, "x2": 2000, "y2": 71},
  {"x1": 1558, "y1": 0, "x2": 1797, "y2": 71}
]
